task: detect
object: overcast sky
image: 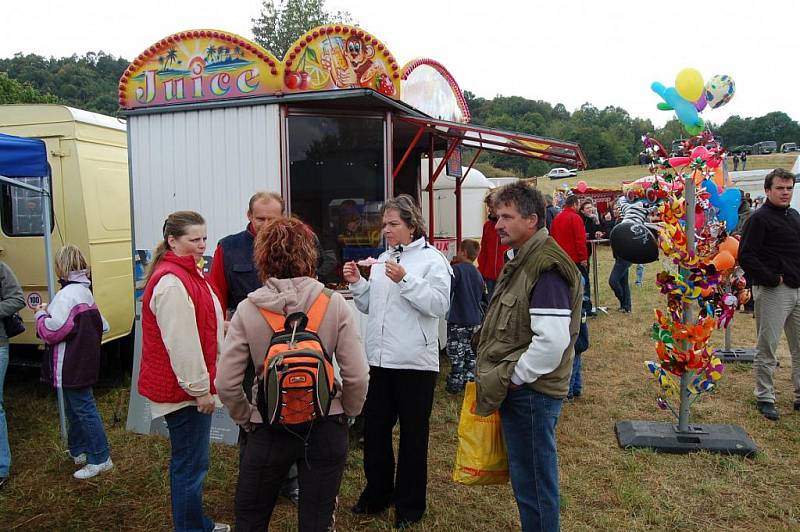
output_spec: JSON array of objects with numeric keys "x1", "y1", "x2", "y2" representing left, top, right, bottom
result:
[{"x1": 2, "y1": 0, "x2": 796, "y2": 127}]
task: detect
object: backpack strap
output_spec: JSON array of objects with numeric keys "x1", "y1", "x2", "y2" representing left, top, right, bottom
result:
[
  {"x1": 258, "y1": 308, "x2": 286, "y2": 333},
  {"x1": 257, "y1": 287, "x2": 333, "y2": 333},
  {"x1": 305, "y1": 288, "x2": 332, "y2": 333}
]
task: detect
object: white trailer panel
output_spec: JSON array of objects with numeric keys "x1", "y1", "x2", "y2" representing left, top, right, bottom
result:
[{"x1": 128, "y1": 104, "x2": 281, "y2": 252}]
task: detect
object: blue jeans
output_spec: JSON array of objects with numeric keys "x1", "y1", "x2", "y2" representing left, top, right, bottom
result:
[
  {"x1": 608, "y1": 258, "x2": 631, "y2": 311},
  {"x1": 165, "y1": 406, "x2": 214, "y2": 532},
  {"x1": 635, "y1": 264, "x2": 645, "y2": 287},
  {"x1": 63, "y1": 387, "x2": 110, "y2": 465},
  {"x1": 500, "y1": 387, "x2": 563, "y2": 532},
  {"x1": 484, "y1": 278, "x2": 497, "y2": 302},
  {"x1": 569, "y1": 354, "x2": 582, "y2": 398},
  {"x1": 0, "y1": 344, "x2": 9, "y2": 477},
  {"x1": 577, "y1": 264, "x2": 593, "y2": 314}
]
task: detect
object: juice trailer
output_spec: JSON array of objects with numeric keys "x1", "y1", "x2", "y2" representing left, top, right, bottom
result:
[{"x1": 121, "y1": 25, "x2": 587, "y2": 441}]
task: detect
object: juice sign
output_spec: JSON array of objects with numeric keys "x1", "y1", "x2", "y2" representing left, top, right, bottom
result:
[{"x1": 120, "y1": 30, "x2": 281, "y2": 109}]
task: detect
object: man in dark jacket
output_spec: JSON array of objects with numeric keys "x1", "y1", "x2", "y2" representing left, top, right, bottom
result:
[{"x1": 739, "y1": 168, "x2": 800, "y2": 420}]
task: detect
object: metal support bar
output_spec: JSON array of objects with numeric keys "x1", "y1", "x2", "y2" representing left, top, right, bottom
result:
[
  {"x1": 428, "y1": 137, "x2": 435, "y2": 240},
  {"x1": 678, "y1": 178, "x2": 696, "y2": 433},
  {"x1": 392, "y1": 127, "x2": 424, "y2": 179}
]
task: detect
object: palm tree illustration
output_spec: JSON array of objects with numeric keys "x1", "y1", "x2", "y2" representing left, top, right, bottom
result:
[
  {"x1": 205, "y1": 45, "x2": 216, "y2": 64},
  {"x1": 233, "y1": 46, "x2": 243, "y2": 59},
  {"x1": 219, "y1": 47, "x2": 230, "y2": 62},
  {"x1": 158, "y1": 56, "x2": 165, "y2": 71},
  {"x1": 165, "y1": 48, "x2": 178, "y2": 70}
]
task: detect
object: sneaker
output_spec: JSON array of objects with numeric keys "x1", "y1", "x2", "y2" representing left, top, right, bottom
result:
[
  {"x1": 756, "y1": 401, "x2": 779, "y2": 421},
  {"x1": 212, "y1": 524, "x2": 231, "y2": 532},
  {"x1": 70, "y1": 453, "x2": 87, "y2": 465},
  {"x1": 73, "y1": 458, "x2": 114, "y2": 480}
]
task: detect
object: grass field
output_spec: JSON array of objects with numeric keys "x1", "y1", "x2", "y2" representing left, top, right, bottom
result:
[
  {"x1": 2, "y1": 246, "x2": 800, "y2": 531},
  {"x1": 545, "y1": 153, "x2": 799, "y2": 191}
]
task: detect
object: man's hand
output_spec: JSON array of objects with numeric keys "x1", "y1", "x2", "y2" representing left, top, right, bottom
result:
[
  {"x1": 223, "y1": 320, "x2": 231, "y2": 336},
  {"x1": 779, "y1": 274, "x2": 784, "y2": 285},
  {"x1": 385, "y1": 261, "x2": 407, "y2": 284},
  {"x1": 580, "y1": 261, "x2": 589, "y2": 268},
  {"x1": 196, "y1": 393, "x2": 216, "y2": 415},
  {"x1": 342, "y1": 261, "x2": 361, "y2": 284}
]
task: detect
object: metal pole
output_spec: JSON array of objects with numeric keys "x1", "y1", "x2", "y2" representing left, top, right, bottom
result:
[
  {"x1": 428, "y1": 136, "x2": 435, "y2": 240},
  {"x1": 725, "y1": 319, "x2": 732, "y2": 351},
  {"x1": 677, "y1": 177, "x2": 696, "y2": 432}
]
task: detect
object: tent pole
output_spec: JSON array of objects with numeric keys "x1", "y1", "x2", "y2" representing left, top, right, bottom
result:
[{"x1": 42, "y1": 174, "x2": 67, "y2": 443}]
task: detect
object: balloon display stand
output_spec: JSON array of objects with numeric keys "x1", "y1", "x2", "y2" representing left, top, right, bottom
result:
[
  {"x1": 615, "y1": 420, "x2": 757, "y2": 456},
  {"x1": 714, "y1": 348, "x2": 756, "y2": 363},
  {"x1": 714, "y1": 320, "x2": 756, "y2": 363}
]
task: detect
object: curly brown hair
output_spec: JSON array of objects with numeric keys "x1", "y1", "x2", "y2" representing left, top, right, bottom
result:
[{"x1": 254, "y1": 217, "x2": 318, "y2": 281}]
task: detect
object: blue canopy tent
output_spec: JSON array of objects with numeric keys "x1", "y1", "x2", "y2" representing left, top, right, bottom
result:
[
  {"x1": 0, "y1": 133, "x2": 50, "y2": 177},
  {"x1": 0, "y1": 132, "x2": 65, "y2": 441}
]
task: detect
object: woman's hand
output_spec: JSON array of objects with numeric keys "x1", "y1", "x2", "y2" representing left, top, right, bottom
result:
[
  {"x1": 385, "y1": 261, "x2": 406, "y2": 283},
  {"x1": 34, "y1": 303, "x2": 47, "y2": 314},
  {"x1": 342, "y1": 261, "x2": 361, "y2": 284},
  {"x1": 196, "y1": 393, "x2": 216, "y2": 415}
]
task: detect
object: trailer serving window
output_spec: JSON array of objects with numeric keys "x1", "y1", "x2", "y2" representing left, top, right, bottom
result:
[
  {"x1": 0, "y1": 176, "x2": 53, "y2": 236},
  {"x1": 287, "y1": 113, "x2": 386, "y2": 287}
]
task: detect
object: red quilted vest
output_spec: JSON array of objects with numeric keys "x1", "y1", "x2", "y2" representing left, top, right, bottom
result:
[{"x1": 138, "y1": 252, "x2": 220, "y2": 403}]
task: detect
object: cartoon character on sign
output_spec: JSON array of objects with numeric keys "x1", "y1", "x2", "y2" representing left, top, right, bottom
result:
[{"x1": 322, "y1": 35, "x2": 394, "y2": 95}]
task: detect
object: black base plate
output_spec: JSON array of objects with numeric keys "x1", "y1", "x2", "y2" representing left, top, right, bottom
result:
[
  {"x1": 615, "y1": 420, "x2": 757, "y2": 456},
  {"x1": 714, "y1": 348, "x2": 757, "y2": 363}
]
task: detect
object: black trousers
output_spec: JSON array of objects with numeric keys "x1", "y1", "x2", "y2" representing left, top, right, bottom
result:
[
  {"x1": 357, "y1": 366, "x2": 438, "y2": 522},
  {"x1": 234, "y1": 417, "x2": 349, "y2": 532}
]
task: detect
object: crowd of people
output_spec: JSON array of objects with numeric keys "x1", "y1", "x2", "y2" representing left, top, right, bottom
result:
[{"x1": 0, "y1": 168, "x2": 798, "y2": 531}]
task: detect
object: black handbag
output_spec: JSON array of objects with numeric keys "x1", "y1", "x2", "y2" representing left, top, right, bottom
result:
[
  {"x1": 3, "y1": 312, "x2": 25, "y2": 338},
  {"x1": 1, "y1": 276, "x2": 26, "y2": 338}
]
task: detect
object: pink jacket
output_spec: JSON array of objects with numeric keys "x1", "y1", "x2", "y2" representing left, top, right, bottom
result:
[{"x1": 216, "y1": 277, "x2": 369, "y2": 425}]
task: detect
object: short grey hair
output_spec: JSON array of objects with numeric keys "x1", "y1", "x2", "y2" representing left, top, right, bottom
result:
[{"x1": 492, "y1": 182, "x2": 545, "y2": 229}]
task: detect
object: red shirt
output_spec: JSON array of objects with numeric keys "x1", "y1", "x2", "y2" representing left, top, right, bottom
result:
[
  {"x1": 477, "y1": 219, "x2": 509, "y2": 281},
  {"x1": 550, "y1": 207, "x2": 588, "y2": 264}
]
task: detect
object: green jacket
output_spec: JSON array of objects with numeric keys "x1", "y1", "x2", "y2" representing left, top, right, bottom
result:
[{"x1": 475, "y1": 228, "x2": 582, "y2": 415}]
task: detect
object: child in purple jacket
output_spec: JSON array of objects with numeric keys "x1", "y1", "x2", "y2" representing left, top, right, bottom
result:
[{"x1": 35, "y1": 244, "x2": 112, "y2": 480}]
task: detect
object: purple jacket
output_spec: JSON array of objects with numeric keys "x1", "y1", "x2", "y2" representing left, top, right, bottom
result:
[{"x1": 36, "y1": 271, "x2": 109, "y2": 389}]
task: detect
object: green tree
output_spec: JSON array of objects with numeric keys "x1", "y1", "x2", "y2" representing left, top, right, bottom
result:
[
  {"x1": 0, "y1": 72, "x2": 58, "y2": 104},
  {"x1": 251, "y1": 0, "x2": 354, "y2": 59}
]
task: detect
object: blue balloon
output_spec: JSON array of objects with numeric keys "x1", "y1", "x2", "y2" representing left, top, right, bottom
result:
[
  {"x1": 704, "y1": 179, "x2": 740, "y2": 231},
  {"x1": 652, "y1": 81, "x2": 703, "y2": 131}
]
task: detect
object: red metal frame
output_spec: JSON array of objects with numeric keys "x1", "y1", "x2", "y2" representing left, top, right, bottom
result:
[
  {"x1": 395, "y1": 115, "x2": 588, "y2": 170},
  {"x1": 393, "y1": 127, "x2": 424, "y2": 179}
]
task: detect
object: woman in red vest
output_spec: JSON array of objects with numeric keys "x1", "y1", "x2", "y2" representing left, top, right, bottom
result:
[{"x1": 138, "y1": 211, "x2": 229, "y2": 532}]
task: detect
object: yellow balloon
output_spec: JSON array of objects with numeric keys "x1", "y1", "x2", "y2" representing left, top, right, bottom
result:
[{"x1": 675, "y1": 68, "x2": 704, "y2": 102}]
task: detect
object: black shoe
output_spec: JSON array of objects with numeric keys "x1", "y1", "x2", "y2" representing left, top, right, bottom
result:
[
  {"x1": 757, "y1": 401, "x2": 780, "y2": 421},
  {"x1": 351, "y1": 501, "x2": 389, "y2": 515},
  {"x1": 0, "y1": 477, "x2": 7, "y2": 490},
  {"x1": 280, "y1": 487, "x2": 300, "y2": 506},
  {"x1": 794, "y1": 401, "x2": 800, "y2": 412},
  {"x1": 394, "y1": 517, "x2": 420, "y2": 529}
]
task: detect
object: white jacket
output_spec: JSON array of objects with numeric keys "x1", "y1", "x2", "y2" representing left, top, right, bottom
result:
[{"x1": 350, "y1": 237, "x2": 452, "y2": 371}]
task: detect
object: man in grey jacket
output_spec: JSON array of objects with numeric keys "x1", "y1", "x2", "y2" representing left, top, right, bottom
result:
[{"x1": 0, "y1": 259, "x2": 26, "y2": 488}]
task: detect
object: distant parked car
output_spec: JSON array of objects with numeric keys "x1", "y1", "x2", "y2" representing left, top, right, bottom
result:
[
  {"x1": 781, "y1": 142, "x2": 797, "y2": 153},
  {"x1": 547, "y1": 167, "x2": 572, "y2": 179},
  {"x1": 753, "y1": 141, "x2": 777, "y2": 154}
]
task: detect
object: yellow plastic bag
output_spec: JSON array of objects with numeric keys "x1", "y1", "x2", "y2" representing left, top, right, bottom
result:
[{"x1": 452, "y1": 382, "x2": 509, "y2": 485}]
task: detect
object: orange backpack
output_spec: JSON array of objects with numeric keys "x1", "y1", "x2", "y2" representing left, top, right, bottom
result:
[{"x1": 255, "y1": 289, "x2": 336, "y2": 426}]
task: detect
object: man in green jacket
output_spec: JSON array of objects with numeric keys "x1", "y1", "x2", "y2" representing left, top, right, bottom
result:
[{"x1": 476, "y1": 182, "x2": 582, "y2": 532}]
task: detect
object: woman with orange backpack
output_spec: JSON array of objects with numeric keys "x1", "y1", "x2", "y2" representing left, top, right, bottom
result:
[{"x1": 216, "y1": 216, "x2": 369, "y2": 531}]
